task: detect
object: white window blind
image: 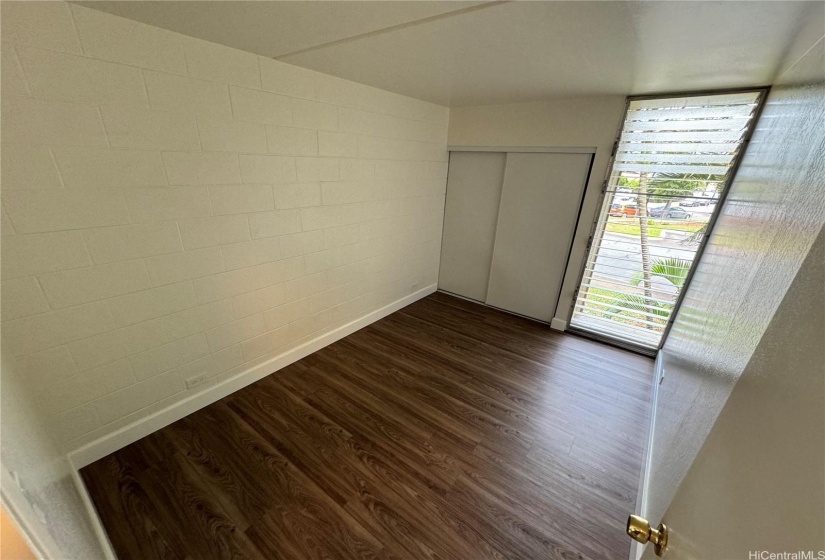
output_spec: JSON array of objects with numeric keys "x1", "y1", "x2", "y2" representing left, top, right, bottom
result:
[{"x1": 569, "y1": 91, "x2": 763, "y2": 350}]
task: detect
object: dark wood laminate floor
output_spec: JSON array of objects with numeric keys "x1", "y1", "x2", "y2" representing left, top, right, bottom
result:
[{"x1": 81, "y1": 293, "x2": 654, "y2": 560}]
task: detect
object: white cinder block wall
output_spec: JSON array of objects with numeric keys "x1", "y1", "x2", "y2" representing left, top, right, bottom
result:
[{"x1": 0, "y1": 2, "x2": 449, "y2": 452}]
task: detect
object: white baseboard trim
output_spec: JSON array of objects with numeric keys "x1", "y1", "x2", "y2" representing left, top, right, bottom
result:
[
  {"x1": 67, "y1": 284, "x2": 437, "y2": 470},
  {"x1": 66, "y1": 456, "x2": 117, "y2": 560},
  {"x1": 549, "y1": 317, "x2": 567, "y2": 331},
  {"x1": 629, "y1": 349, "x2": 663, "y2": 560}
]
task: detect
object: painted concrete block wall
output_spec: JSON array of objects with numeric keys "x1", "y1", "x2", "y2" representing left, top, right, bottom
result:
[{"x1": 0, "y1": 1, "x2": 449, "y2": 452}]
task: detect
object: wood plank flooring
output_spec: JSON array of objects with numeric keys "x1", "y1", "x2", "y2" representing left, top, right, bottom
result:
[{"x1": 81, "y1": 293, "x2": 654, "y2": 560}]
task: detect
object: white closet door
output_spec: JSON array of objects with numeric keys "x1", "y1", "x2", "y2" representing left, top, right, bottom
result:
[
  {"x1": 438, "y1": 152, "x2": 506, "y2": 301},
  {"x1": 486, "y1": 152, "x2": 591, "y2": 322}
]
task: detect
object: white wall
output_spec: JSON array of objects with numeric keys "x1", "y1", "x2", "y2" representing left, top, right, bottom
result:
[
  {"x1": 1, "y1": 350, "x2": 103, "y2": 558},
  {"x1": 645, "y1": 34, "x2": 825, "y2": 527},
  {"x1": 0, "y1": 1, "x2": 449, "y2": 454},
  {"x1": 447, "y1": 96, "x2": 626, "y2": 324},
  {"x1": 652, "y1": 223, "x2": 824, "y2": 558}
]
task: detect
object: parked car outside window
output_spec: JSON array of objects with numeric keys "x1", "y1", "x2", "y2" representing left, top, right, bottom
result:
[
  {"x1": 609, "y1": 204, "x2": 638, "y2": 218},
  {"x1": 680, "y1": 198, "x2": 708, "y2": 207},
  {"x1": 649, "y1": 206, "x2": 692, "y2": 219}
]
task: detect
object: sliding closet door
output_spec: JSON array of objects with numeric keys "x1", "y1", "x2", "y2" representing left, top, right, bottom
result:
[
  {"x1": 486, "y1": 152, "x2": 591, "y2": 321},
  {"x1": 438, "y1": 152, "x2": 506, "y2": 301}
]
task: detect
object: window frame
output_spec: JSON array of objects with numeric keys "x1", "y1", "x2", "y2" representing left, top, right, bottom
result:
[{"x1": 564, "y1": 86, "x2": 771, "y2": 356}]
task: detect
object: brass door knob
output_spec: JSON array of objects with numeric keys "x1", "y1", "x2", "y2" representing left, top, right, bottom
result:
[{"x1": 627, "y1": 514, "x2": 668, "y2": 556}]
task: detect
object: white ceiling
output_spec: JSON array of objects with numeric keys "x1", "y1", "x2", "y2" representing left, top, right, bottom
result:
[
  {"x1": 73, "y1": 1, "x2": 488, "y2": 57},
  {"x1": 76, "y1": 1, "x2": 822, "y2": 107}
]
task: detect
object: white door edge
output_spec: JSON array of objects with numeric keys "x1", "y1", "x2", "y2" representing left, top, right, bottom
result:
[{"x1": 630, "y1": 350, "x2": 663, "y2": 560}]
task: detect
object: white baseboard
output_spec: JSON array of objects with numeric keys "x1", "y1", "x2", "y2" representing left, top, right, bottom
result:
[
  {"x1": 629, "y1": 349, "x2": 663, "y2": 560},
  {"x1": 549, "y1": 317, "x2": 567, "y2": 331},
  {"x1": 67, "y1": 284, "x2": 436, "y2": 469},
  {"x1": 66, "y1": 456, "x2": 117, "y2": 559}
]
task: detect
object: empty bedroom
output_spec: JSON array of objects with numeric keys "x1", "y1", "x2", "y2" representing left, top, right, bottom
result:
[{"x1": 1, "y1": 1, "x2": 823, "y2": 559}]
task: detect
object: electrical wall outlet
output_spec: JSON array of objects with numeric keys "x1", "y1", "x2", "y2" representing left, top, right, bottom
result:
[{"x1": 185, "y1": 373, "x2": 210, "y2": 389}]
